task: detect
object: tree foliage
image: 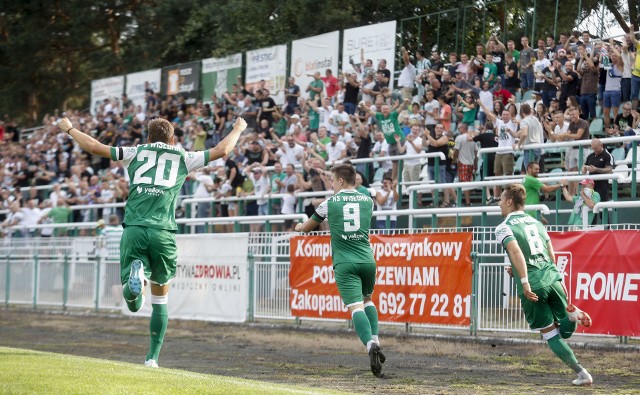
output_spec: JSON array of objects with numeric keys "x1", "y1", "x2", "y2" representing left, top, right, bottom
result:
[{"x1": 0, "y1": 0, "x2": 630, "y2": 125}]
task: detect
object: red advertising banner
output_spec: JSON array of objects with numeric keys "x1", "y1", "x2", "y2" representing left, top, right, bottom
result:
[
  {"x1": 550, "y1": 231, "x2": 640, "y2": 336},
  {"x1": 289, "y1": 233, "x2": 473, "y2": 325}
]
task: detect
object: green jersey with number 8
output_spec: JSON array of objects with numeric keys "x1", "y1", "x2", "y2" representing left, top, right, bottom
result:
[
  {"x1": 495, "y1": 211, "x2": 561, "y2": 294},
  {"x1": 110, "y1": 144, "x2": 210, "y2": 231},
  {"x1": 311, "y1": 189, "x2": 375, "y2": 266}
]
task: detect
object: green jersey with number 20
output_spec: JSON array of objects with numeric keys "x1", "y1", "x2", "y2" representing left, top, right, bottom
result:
[
  {"x1": 495, "y1": 211, "x2": 561, "y2": 294},
  {"x1": 110, "y1": 143, "x2": 210, "y2": 231},
  {"x1": 311, "y1": 189, "x2": 375, "y2": 266}
]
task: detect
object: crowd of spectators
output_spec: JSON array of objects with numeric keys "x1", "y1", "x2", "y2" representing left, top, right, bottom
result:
[{"x1": 2, "y1": 24, "x2": 639, "y2": 236}]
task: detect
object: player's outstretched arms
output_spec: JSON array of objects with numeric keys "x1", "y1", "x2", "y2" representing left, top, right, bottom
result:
[
  {"x1": 57, "y1": 117, "x2": 112, "y2": 158},
  {"x1": 295, "y1": 218, "x2": 321, "y2": 233},
  {"x1": 209, "y1": 117, "x2": 248, "y2": 161}
]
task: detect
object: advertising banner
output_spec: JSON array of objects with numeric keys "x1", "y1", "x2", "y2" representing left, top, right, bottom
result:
[
  {"x1": 90, "y1": 76, "x2": 125, "y2": 116},
  {"x1": 125, "y1": 68, "x2": 161, "y2": 111},
  {"x1": 201, "y1": 54, "x2": 243, "y2": 105},
  {"x1": 342, "y1": 21, "x2": 397, "y2": 89},
  {"x1": 123, "y1": 234, "x2": 249, "y2": 322},
  {"x1": 161, "y1": 61, "x2": 201, "y2": 105},
  {"x1": 290, "y1": 233, "x2": 472, "y2": 325},
  {"x1": 550, "y1": 231, "x2": 640, "y2": 336},
  {"x1": 245, "y1": 45, "x2": 287, "y2": 105},
  {"x1": 291, "y1": 31, "x2": 340, "y2": 99}
]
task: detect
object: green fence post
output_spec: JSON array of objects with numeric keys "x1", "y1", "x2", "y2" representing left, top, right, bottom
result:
[
  {"x1": 95, "y1": 254, "x2": 101, "y2": 311},
  {"x1": 63, "y1": 253, "x2": 69, "y2": 310},
  {"x1": 247, "y1": 253, "x2": 255, "y2": 322},
  {"x1": 33, "y1": 254, "x2": 39, "y2": 309},
  {"x1": 470, "y1": 251, "x2": 478, "y2": 336}
]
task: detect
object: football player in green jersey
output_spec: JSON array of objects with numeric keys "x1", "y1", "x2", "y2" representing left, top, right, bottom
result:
[
  {"x1": 295, "y1": 163, "x2": 385, "y2": 377},
  {"x1": 57, "y1": 116, "x2": 247, "y2": 368},
  {"x1": 496, "y1": 184, "x2": 593, "y2": 386}
]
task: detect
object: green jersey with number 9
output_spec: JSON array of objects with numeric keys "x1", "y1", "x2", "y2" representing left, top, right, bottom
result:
[
  {"x1": 110, "y1": 144, "x2": 210, "y2": 231},
  {"x1": 311, "y1": 189, "x2": 375, "y2": 266},
  {"x1": 495, "y1": 211, "x2": 561, "y2": 294}
]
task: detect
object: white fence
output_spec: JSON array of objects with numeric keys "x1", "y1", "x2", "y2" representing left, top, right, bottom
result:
[{"x1": 2, "y1": 225, "x2": 639, "y2": 338}]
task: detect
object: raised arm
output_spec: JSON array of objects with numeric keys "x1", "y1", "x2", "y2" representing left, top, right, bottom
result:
[
  {"x1": 57, "y1": 118, "x2": 112, "y2": 158},
  {"x1": 208, "y1": 118, "x2": 247, "y2": 161}
]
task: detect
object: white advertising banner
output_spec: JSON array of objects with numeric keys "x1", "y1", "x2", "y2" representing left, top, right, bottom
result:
[
  {"x1": 342, "y1": 21, "x2": 397, "y2": 89},
  {"x1": 291, "y1": 31, "x2": 340, "y2": 99},
  {"x1": 201, "y1": 53, "x2": 243, "y2": 105},
  {"x1": 245, "y1": 45, "x2": 287, "y2": 105},
  {"x1": 90, "y1": 76, "x2": 125, "y2": 116},
  {"x1": 125, "y1": 68, "x2": 161, "y2": 111},
  {"x1": 123, "y1": 234, "x2": 250, "y2": 323}
]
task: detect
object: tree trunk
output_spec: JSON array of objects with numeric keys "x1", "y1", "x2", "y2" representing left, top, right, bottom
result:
[{"x1": 604, "y1": 0, "x2": 629, "y2": 34}]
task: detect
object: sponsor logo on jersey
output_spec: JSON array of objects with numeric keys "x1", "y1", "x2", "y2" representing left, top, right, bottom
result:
[{"x1": 135, "y1": 186, "x2": 166, "y2": 196}]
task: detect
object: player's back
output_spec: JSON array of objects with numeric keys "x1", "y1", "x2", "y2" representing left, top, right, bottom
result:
[
  {"x1": 326, "y1": 189, "x2": 375, "y2": 266},
  {"x1": 496, "y1": 211, "x2": 561, "y2": 290},
  {"x1": 116, "y1": 142, "x2": 209, "y2": 231}
]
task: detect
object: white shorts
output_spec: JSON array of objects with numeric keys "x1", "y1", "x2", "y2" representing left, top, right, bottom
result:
[{"x1": 565, "y1": 147, "x2": 591, "y2": 170}]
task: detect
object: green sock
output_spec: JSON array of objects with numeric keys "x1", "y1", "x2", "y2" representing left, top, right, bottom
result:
[
  {"x1": 547, "y1": 334, "x2": 583, "y2": 373},
  {"x1": 364, "y1": 304, "x2": 379, "y2": 338},
  {"x1": 558, "y1": 316, "x2": 577, "y2": 339},
  {"x1": 352, "y1": 310, "x2": 372, "y2": 346},
  {"x1": 146, "y1": 304, "x2": 168, "y2": 362}
]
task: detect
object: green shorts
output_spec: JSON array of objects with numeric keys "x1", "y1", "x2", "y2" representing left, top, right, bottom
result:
[
  {"x1": 120, "y1": 225, "x2": 177, "y2": 286},
  {"x1": 333, "y1": 262, "x2": 377, "y2": 307},
  {"x1": 520, "y1": 280, "x2": 569, "y2": 330}
]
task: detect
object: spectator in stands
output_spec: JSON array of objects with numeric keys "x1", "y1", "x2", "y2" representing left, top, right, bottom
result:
[
  {"x1": 285, "y1": 77, "x2": 300, "y2": 115},
  {"x1": 477, "y1": 98, "x2": 518, "y2": 200},
  {"x1": 487, "y1": 35, "x2": 507, "y2": 84},
  {"x1": 534, "y1": 48, "x2": 551, "y2": 93},
  {"x1": 427, "y1": 51, "x2": 444, "y2": 80},
  {"x1": 602, "y1": 41, "x2": 624, "y2": 130},
  {"x1": 423, "y1": 89, "x2": 440, "y2": 136},
  {"x1": 523, "y1": 162, "x2": 566, "y2": 223},
  {"x1": 517, "y1": 103, "x2": 545, "y2": 168},
  {"x1": 558, "y1": 60, "x2": 579, "y2": 111},
  {"x1": 436, "y1": 95, "x2": 452, "y2": 134},
  {"x1": 562, "y1": 179, "x2": 600, "y2": 229},
  {"x1": 576, "y1": 44, "x2": 599, "y2": 120},
  {"x1": 453, "y1": 123, "x2": 477, "y2": 206},
  {"x1": 539, "y1": 57, "x2": 559, "y2": 107},
  {"x1": 423, "y1": 123, "x2": 450, "y2": 206},
  {"x1": 39, "y1": 198, "x2": 71, "y2": 237},
  {"x1": 323, "y1": 132, "x2": 347, "y2": 163},
  {"x1": 519, "y1": 36, "x2": 536, "y2": 92},
  {"x1": 243, "y1": 163, "x2": 270, "y2": 231},
  {"x1": 281, "y1": 184, "x2": 297, "y2": 232},
  {"x1": 328, "y1": 103, "x2": 349, "y2": 135},
  {"x1": 483, "y1": 53, "x2": 498, "y2": 88},
  {"x1": 397, "y1": 124, "x2": 423, "y2": 185},
  {"x1": 375, "y1": 177, "x2": 398, "y2": 232},
  {"x1": 0, "y1": 201, "x2": 24, "y2": 238},
  {"x1": 274, "y1": 134, "x2": 304, "y2": 167},
  {"x1": 398, "y1": 47, "x2": 417, "y2": 101},
  {"x1": 582, "y1": 138, "x2": 614, "y2": 203},
  {"x1": 469, "y1": 121, "x2": 498, "y2": 203},
  {"x1": 456, "y1": 93, "x2": 478, "y2": 129},
  {"x1": 555, "y1": 107, "x2": 591, "y2": 194},
  {"x1": 343, "y1": 73, "x2": 360, "y2": 115},
  {"x1": 321, "y1": 69, "x2": 339, "y2": 105},
  {"x1": 191, "y1": 167, "x2": 215, "y2": 233},
  {"x1": 360, "y1": 99, "x2": 410, "y2": 180},
  {"x1": 304, "y1": 72, "x2": 323, "y2": 105},
  {"x1": 607, "y1": 102, "x2": 639, "y2": 136}
]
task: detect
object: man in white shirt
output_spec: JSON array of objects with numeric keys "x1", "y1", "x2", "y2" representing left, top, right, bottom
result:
[
  {"x1": 336, "y1": 125, "x2": 353, "y2": 146},
  {"x1": 21, "y1": 199, "x2": 42, "y2": 237},
  {"x1": 371, "y1": 131, "x2": 392, "y2": 173},
  {"x1": 546, "y1": 110, "x2": 572, "y2": 170},
  {"x1": 325, "y1": 133, "x2": 347, "y2": 162},
  {"x1": 317, "y1": 98, "x2": 334, "y2": 132},
  {"x1": 191, "y1": 167, "x2": 216, "y2": 233},
  {"x1": 517, "y1": 103, "x2": 544, "y2": 168},
  {"x1": 398, "y1": 47, "x2": 417, "y2": 100},
  {"x1": 398, "y1": 124, "x2": 424, "y2": 183},
  {"x1": 277, "y1": 135, "x2": 305, "y2": 167},
  {"x1": 288, "y1": 114, "x2": 301, "y2": 135},
  {"x1": 423, "y1": 89, "x2": 440, "y2": 135},
  {"x1": 328, "y1": 102, "x2": 349, "y2": 135}
]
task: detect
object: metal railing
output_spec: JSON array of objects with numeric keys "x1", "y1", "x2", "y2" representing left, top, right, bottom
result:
[{"x1": 3, "y1": 223, "x2": 639, "y2": 340}]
